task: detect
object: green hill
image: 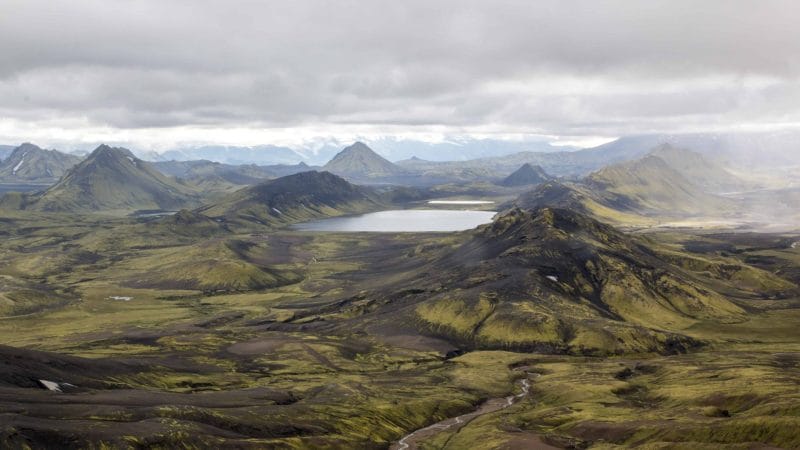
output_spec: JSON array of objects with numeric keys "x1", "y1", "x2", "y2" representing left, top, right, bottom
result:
[
  {"x1": 29, "y1": 145, "x2": 197, "y2": 213},
  {"x1": 647, "y1": 144, "x2": 746, "y2": 193},
  {"x1": 513, "y1": 149, "x2": 736, "y2": 223},
  {"x1": 0, "y1": 143, "x2": 80, "y2": 183},
  {"x1": 407, "y1": 208, "x2": 747, "y2": 354},
  {"x1": 199, "y1": 170, "x2": 384, "y2": 227}
]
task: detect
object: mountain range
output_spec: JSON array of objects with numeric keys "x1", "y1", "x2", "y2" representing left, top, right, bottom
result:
[
  {"x1": 0, "y1": 143, "x2": 81, "y2": 183},
  {"x1": 513, "y1": 146, "x2": 738, "y2": 222}
]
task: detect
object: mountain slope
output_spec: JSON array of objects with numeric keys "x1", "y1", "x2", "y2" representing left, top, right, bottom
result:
[
  {"x1": 497, "y1": 163, "x2": 551, "y2": 187},
  {"x1": 513, "y1": 149, "x2": 735, "y2": 222},
  {"x1": 200, "y1": 170, "x2": 384, "y2": 227},
  {"x1": 153, "y1": 160, "x2": 274, "y2": 193},
  {"x1": 647, "y1": 144, "x2": 746, "y2": 193},
  {"x1": 585, "y1": 153, "x2": 732, "y2": 215},
  {"x1": 0, "y1": 143, "x2": 80, "y2": 183},
  {"x1": 322, "y1": 142, "x2": 406, "y2": 180},
  {"x1": 30, "y1": 145, "x2": 197, "y2": 212},
  {"x1": 363, "y1": 208, "x2": 748, "y2": 355}
]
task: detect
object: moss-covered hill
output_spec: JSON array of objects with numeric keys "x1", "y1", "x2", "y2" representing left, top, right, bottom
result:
[
  {"x1": 27, "y1": 145, "x2": 198, "y2": 213},
  {"x1": 199, "y1": 170, "x2": 385, "y2": 228},
  {"x1": 366, "y1": 208, "x2": 792, "y2": 355}
]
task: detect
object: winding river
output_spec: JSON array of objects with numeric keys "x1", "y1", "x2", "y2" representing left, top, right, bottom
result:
[{"x1": 391, "y1": 374, "x2": 538, "y2": 450}]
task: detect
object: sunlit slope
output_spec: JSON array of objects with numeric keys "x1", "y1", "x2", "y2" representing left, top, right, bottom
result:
[{"x1": 513, "y1": 148, "x2": 738, "y2": 223}]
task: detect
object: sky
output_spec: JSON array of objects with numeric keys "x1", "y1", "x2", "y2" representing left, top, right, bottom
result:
[{"x1": 1, "y1": 0, "x2": 799, "y2": 151}]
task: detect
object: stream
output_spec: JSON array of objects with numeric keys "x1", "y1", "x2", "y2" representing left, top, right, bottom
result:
[{"x1": 391, "y1": 373, "x2": 537, "y2": 450}]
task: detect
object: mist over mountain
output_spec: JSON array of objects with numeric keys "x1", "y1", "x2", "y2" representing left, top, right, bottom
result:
[
  {"x1": 159, "y1": 145, "x2": 306, "y2": 165},
  {"x1": 0, "y1": 145, "x2": 15, "y2": 161},
  {"x1": 2, "y1": 3, "x2": 800, "y2": 448}
]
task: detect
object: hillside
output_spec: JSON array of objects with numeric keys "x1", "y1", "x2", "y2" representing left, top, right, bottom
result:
[
  {"x1": 28, "y1": 145, "x2": 197, "y2": 213},
  {"x1": 199, "y1": 170, "x2": 384, "y2": 227},
  {"x1": 366, "y1": 208, "x2": 748, "y2": 355},
  {"x1": 0, "y1": 143, "x2": 80, "y2": 183},
  {"x1": 585, "y1": 153, "x2": 732, "y2": 215},
  {"x1": 497, "y1": 163, "x2": 551, "y2": 187},
  {"x1": 648, "y1": 144, "x2": 746, "y2": 193},
  {"x1": 153, "y1": 160, "x2": 274, "y2": 193},
  {"x1": 322, "y1": 142, "x2": 406, "y2": 180}
]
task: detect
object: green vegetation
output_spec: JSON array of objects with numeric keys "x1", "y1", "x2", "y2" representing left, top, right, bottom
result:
[{"x1": 0, "y1": 169, "x2": 798, "y2": 448}]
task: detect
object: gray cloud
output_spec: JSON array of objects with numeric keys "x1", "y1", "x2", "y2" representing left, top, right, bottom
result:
[{"x1": 0, "y1": 0, "x2": 799, "y2": 145}]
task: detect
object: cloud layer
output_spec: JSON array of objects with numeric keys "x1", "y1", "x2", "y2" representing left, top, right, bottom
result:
[{"x1": 1, "y1": 0, "x2": 799, "y2": 148}]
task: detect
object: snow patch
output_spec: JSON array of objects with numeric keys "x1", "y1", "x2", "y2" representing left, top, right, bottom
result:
[
  {"x1": 12, "y1": 156, "x2": 24, "y2": 175},
  {"x1": 546, "y1": 275, "x2": 558, "y2": 282},
  {"x1": 126, "y1": 156, "x2": 137, "y2": 166},
  {"x1": 108, "y1": 296, "x2": 133, "y2": 301},
  {"x1": 272, "y1": 207, "x2": 283, "y2": 215},
  {"x1": 792, "y1": 241, "x2": 799, "y2": 249},
  {"x1": 38, "y1": 380, "x2": 63, "y2": 392}
]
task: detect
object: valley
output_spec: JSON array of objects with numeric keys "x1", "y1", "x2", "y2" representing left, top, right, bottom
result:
[
  {"x1": 4, "y1": 4, "x2": 800, "y2": 448},
  {"x1": 0, "y1": 139, "x2": 798, "y2": 449}
]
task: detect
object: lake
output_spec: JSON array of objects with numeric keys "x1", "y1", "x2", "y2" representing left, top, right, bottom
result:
[{"x1": 291, "y1": 209, "x2": 496, "y2": 232}]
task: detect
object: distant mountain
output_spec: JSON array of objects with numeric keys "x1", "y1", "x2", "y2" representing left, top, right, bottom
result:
[
  {"x1": 153, "y1": 160, "x2": 273, "y2": 191},
  {"x1": 585, "y1": 153, "x2": 731, "y2": 215},
  {"x1": 647, "y1": 144, "x2": 746, "y2": 193},
  {"x1": 0, "y1": 145, "x2": 15, "y2": 161},
  {"x1": 260, "y1": 161, "x2": 319, "y2": 178},
  {"x1": 200, "y1": 170, "x2": 383, "y2": 227},
  {"x1": 497, "y1": 163, "x2": 552, "y2": 187},
  {"x1": 393, "y1": 135, "x2": 660, "y2": 178},
  {"x1": 513, "y1": 149, "x2": 735, "y2": 222},
  {"x1": 0, "y1": 143, "x2": 81, "y2": 183},
  {"x1": 365, "y1": 138, "x2": 577, "y2": 162},
  {"x1": 29, "y1": 145, "x2": 197, "y2": 212},
  {"x1": 322, "y1": 142, "x2": 407, "y2": 181},
  {"x1": 160, "y1": 145, "x2": 305, "y2": 165}
]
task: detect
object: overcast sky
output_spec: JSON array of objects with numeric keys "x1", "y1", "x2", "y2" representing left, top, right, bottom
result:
[{"x1": 1, "y1": 0, "x2": 799, "y2": 150}]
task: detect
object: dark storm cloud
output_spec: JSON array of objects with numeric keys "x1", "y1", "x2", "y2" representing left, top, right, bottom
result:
[{"x1": 0, "y1": 0, "x2": 798, "y2": 139}]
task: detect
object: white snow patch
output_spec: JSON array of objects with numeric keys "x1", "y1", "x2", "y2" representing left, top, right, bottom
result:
[
  {"x1": 126, "y1": 156, "x2": 137, "y2": 166},
  {"x1": 12, "y1": 156, "x2": 24, "y2": 175},
  {"x1": 272, "y1": 207, "x2": 283, "y2": 215},
  {"x1": 38, "y1": 380, "x2": 62, "y2": 392},
  {"x1": 108, "y1": 296, "x2": 133, "y2": 301},
  {"x1": 792, "y1": 241, "x2": 799, "y2": 249},
  {"x1": 546, "y1": 275, "x2": 558, "y2": 282}
]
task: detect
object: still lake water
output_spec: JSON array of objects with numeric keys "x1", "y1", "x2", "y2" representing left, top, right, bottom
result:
[{"x1": 291, "y1": 210, "x2": 496, "y2": 232}]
